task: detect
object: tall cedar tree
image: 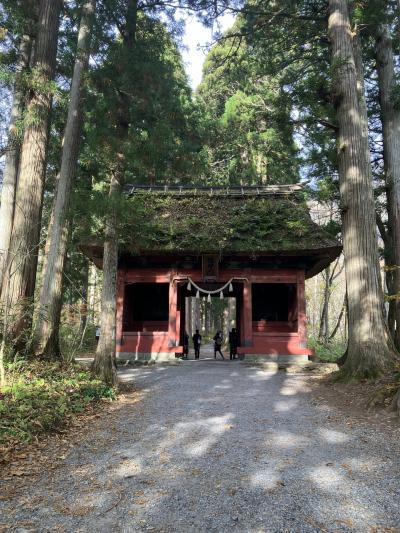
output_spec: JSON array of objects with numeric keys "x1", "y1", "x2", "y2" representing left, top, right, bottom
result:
[
  {"x1": 0, "y1": 0, "x2": 39, "y2": 290},
  {"x1": 376, "y1": 23, "x2": 400, "y2": 350},
  {"x1": 0, "y1": 0, "x2": 63, "y2": 351},
  {"x1": 91, "y1": 0, "x2": 139, "y2": 385},
  {"x1": 197, "y1": 21, "x2": 300, "y2": 186},
  {"x1": 34, "y1": 0, "x2": 97, "y2": 359},
  {"x1": 0, "y1": 37, "x2": 32, "y2": 290},
  {"x1": 328, "y1": 0, "x2": 398, "y2": 377}
]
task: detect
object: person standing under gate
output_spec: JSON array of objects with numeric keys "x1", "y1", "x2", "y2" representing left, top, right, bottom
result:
[
  {"x1": 229, "y1": 327, "x2": 238, "y2": 360},
  {"x1": 213, "y1": 330, "x2": 225, "y2": 359},
  {"x1": 193, "y1": 329, "x2": 202, "y2": 359}
]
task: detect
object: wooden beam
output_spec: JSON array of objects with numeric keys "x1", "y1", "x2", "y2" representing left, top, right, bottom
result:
[
  {"x1": 168, "y1": 270, "x2": 178, "y2": 349},
  {"x1": 297, "y1": 271, "x2": 307, "y2": 348},
  {"x1": 243, "y1": 280, "x2": 253, "y2": 347}
]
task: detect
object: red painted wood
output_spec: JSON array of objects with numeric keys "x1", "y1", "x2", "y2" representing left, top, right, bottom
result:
[
  {"x1": 168, "y1": 271, "x2": 178, "y2": 349},
  {"x1": 130, "y1": 321, "x2": 168, "y2": 332},
  {"x1": 238, "y1": 331, "x2": 312, "y2": 356},
  {"x1": 124, "y1": 267, "x2": 300, "y2": 284},
  {"x1": 116, "y1": 265, "x2": 311, "y2": 357},
  {"x1": 120, "y1": 332, "x2": 182, "y2": 354},
  {"x1": 243, "y1": 280, "x2": 253, "y2": 346},
  {"x1": 116, "y1": 270, "x2": 125, "y2": 345},
  {"x1": 297, "y1": 271, "x2": 307, "y2": 345},
  {"x1": 253, "y1": 321, "x2": 297, "y2": 333}
]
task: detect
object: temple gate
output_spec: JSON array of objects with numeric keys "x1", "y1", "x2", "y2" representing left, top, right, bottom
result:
[{"x1": 81, "y1": 185, "x2": 341, "y2": 363}]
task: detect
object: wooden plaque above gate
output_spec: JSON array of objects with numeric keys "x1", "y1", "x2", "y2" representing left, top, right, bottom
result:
[{"x1": 202, "y1": 254, "x2": 219, "y2": 281}]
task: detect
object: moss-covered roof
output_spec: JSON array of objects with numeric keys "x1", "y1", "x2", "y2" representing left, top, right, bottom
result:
[{"x1": 121, "y1": 193, "x2": 340, "y2": 255}]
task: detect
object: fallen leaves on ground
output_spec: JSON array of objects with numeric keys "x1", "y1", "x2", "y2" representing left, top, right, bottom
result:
[{"x1": 0, "y1": 389, "x2": 141, "y2": 484}]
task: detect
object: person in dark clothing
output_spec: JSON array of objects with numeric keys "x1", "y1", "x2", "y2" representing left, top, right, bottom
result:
[
  {"x1": 229, "y1": 328, "x2": 238, "y2": 360},
  {"x1": 213, "y1": 330, "x2": 225, "y2": 359},
  {"x1": 192, "y1": 329, "x2": 202, "y2": 359},
  {"x1": 183, "y1": 331, "x2": 189, "y2": 359}
]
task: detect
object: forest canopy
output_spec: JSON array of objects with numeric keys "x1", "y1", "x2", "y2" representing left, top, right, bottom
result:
[{"x1": 0, "y1": 0, "x2": 400, "y2": 397}]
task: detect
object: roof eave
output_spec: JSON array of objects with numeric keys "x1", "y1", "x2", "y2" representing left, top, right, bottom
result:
[{"x1": 80, "y1": 243, "x2": 342, "y2": 277}]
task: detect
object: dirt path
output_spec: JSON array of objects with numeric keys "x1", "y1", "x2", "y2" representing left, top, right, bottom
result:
[{"x1": 1, "y1": 361, "x2": 399, "y2": 532}]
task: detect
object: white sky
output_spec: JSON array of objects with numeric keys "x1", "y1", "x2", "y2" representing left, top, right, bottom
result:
[{"x1": 180, "y1": 13, "x2": 235, "y2": 90}]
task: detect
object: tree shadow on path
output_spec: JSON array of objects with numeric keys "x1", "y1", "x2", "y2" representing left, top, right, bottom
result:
[{"x1": 1, "y1": 362, "x2": 399, "y2": 532}]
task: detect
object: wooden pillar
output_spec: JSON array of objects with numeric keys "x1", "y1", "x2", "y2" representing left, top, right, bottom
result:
[
  {"x1": 116, "y1": 270, "x2": 125, "y2": 347},
  {"x1": 168, "y1": 272, "x2": 178, "y2": 348},
  {"x1": 186, "y1": 297, "x2": 192, "y2": 337},
  {"x1": 176, "y1": 284, "x2": 182, "y2": 345},
  {"x1": 243, "y1": 280, "x2": 253, "y2": 347},
  {"x1": 297, "y1": 270, "x2": 307, "y2": 347}
]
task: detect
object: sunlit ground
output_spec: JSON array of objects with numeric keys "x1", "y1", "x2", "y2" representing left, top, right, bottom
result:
[{"x1": 1, "y1": 361, "x2": 399, "y2": 532}]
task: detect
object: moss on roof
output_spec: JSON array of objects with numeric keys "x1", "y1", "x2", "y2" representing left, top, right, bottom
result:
[{"x1": 121, "y1": 193, "x2": 339, "y2": 255}]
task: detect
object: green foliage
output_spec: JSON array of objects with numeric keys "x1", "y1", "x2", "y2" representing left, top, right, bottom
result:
[
  {"x1": 79, "y1": 192, "x2": 339, "y2": 254},
  {"x1": 82, "y1": 12, "x2": 206, "y2": 186},
  {"x1": 308, "y1": 337, "x2": 346, "y2": 363},
  {"x1": 197, "y1": 17, "x2": 301, "y2": 185},
  {"x1": 59, "y1": 320, "x2": 98, "y2": 360},
  {"x1": 0, "y1": 361, "x2": 116, "y2": 447}
]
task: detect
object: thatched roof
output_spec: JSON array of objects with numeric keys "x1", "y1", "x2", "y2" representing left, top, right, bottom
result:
[
  {"x1": 80, "y1": 187, "x2": 341, "y2": 277},
  {"x1": 125, "y1": 192, "x2": 338, "y2": 253}
]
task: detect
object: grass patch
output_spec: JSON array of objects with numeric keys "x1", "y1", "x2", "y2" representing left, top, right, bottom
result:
[{"x1": 0, "y1": 360, "x2": 116, "y2": 449}]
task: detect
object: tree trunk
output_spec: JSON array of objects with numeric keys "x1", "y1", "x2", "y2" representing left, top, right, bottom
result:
[
  {"x1": 79, "y1": 258, "x2": 90, "y2": 336},
  {"x1": 0, "y1": 0, "x2": 63, "y2": 352},
  {"x1": 223, "y1": 303, "x2": 229, "y2": 343},
  {"x1": 352, "y1": 25, "x2": 368, "y2": 140},
  {"x1": 330, "y1": 292, "x2": 347, "y2": 340},
  {"x1": 376, "y1": 23, "x2": 400, "y2": 350},
  {"x1": 87, "y1": 262, "x2": 97, "y2": 322},
  {"x1": 318, "y1": 266, "x2": 330, "y2": 344},
  {"x1": 328, "y1": 0, "x2": 398, "y2": 377},
  {"x1": 36, "y1": 224, "x2": 69, "y2": 359},
  {"x1": 34, "y1": 0, "x2": 96, "y2": 359},
  {"x1": 91, "y1": 0, "x2": 137, "y2": 383},
  {"x1": 0, "y1": 34, "x2": 33, "y2": 291},
  {"x1": 194, "y1": 297, "x2": 200, "y2": 331},
  {"x1": 91, "y1": 172, "x2": 121, "y2": 386}
]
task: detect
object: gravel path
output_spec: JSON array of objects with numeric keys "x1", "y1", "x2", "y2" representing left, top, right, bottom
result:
[{"x1": 1, "y1": 361, "x2": 400, "y2": 533}]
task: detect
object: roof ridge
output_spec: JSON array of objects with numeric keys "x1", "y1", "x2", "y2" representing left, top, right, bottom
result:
[{"x1": 124, "y1": 183, "x2": 306, "y2": 197}]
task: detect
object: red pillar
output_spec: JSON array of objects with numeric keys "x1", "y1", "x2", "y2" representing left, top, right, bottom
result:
[
  {"x1": 243, "y1": 280, "x2": 253, "y2": 347},
  {"x1": 168, "y1": 271, "x2": 178, "y2": 349},
  {"x1": 297, "y1": 270, "x2": 307, "y2": 347},
  {"x1": 116, "y1": 270, "x2": 125, "y2": 348},
  {"x1": 176, "y1": 285, "x2": 181, "y2": 346}
]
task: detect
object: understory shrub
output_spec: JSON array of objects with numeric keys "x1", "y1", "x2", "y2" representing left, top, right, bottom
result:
[
  {"x1": 59, "y1": 320, "x2": 98, "y2": 361},
  {"x1": 308, "y1": 337, "x2": 346, "y2": 362},
  {"x1": 0, "y1": 360, "x2": 116, "y2": 448}
]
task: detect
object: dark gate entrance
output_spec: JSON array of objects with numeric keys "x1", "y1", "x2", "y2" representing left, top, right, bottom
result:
[{"x1": 177, "y1": 282, "x2": 241, "y2": 355}]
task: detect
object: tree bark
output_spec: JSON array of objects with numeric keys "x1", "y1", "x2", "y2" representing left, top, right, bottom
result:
[
  {"x1": 87, "y1": 262, "x2": 98, "y2": 322},
  {"x1": 91, "y1": 171, "x2": 121, "y2": 386},
  {"x1": 91, "y1": 0, "x2": 137, "y2": 384},
  {"x1": 318, "y1": 266, "x2": 330, "y2": 344},
  {"x1": 352, "y1": 28, "x2": 369, "y2": 154},
  {"x1": 377, "y1": 211, "x2": 396, "y2": 334},
  {"x1": 330, "y1": 292, "x2": 347, "y2": 340},
  {"x1": 328, "y1": 0, "x2": 398, "y2": 377},
  {"x1": 194, "y1": 297, "x2": 200, "y2": 331},
  {"x1": 0, "y1": 0, "x2": 63, "y2": 352},
  {"x1": 79, "y1": 258, "x2": 90, "y2": 336},
  {"x1": 34, "y1": 0, "x2": 97, "y2": 359},
  {"x1": 0, "y1": 34, "x2": 33, "y2": 292},
  {"x1": 376, "y1": 23, "x2": 400, "y2": 350}
]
